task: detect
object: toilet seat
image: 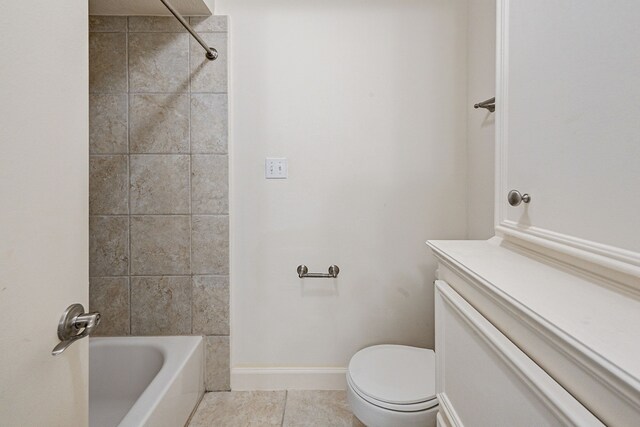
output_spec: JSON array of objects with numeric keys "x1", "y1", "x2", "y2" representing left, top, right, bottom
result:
[
  {"x1": 347, "y1": 372, "x2": 438, "y2": 412},
  {"x1": 347, "y1": 345, "x2": 437, "y2": 412}
]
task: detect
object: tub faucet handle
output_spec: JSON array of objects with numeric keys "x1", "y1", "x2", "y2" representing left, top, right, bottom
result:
[{"x1": 51, "y1": 304, "x2": 101, "y2": 356}]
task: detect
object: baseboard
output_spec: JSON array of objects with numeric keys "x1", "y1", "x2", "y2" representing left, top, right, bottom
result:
[
  {"x1": 437, "y1": 393, "x2": 464, "y2": 427},
  {"x1": 231, "y1": 367, "x2": 348, "y2": 391}
]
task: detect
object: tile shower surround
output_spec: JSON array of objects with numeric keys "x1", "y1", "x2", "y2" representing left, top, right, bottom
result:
[{"x1": 88, "y1": 15, "x2": 229, "y2": 391}]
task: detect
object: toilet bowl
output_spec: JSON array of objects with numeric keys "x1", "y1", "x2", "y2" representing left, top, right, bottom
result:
[{"x1": 346, "y1": 345, "x2": 438, "y2": 427}]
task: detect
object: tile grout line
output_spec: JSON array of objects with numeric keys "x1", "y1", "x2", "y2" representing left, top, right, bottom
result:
[
  {"x1": 90, "y1": 152, "x2": 227, "y2": 156},
  {"x1": 189, "y1": 31, "x2": 194, "y2": 336},
  {"x1": 90, "y1": 213, "x2": 228, "y2": 217},
  {"x1": 93, "y1": 273, "x2": 198, "y2": 278},
  {"x1": 126, "y1": 16, "x2": 133, "y2": 336},
  {"x1": 126, "y1": 31, "x2": 228, "y2": 34},
  {"x1": 281, "y1": 390, "x2": 288, "y2": 427},
  {"x1": 89, "y1": 91, "x2": 228, "y2": 95}
]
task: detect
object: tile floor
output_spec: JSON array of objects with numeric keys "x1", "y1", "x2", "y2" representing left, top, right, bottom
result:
[{"x1": 188, "y1": 390, "x2": 366, "y2": 427}]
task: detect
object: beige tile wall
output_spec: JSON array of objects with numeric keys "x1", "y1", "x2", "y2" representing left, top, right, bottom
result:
[{"x1": 88, "y1": 15, "x2": 230, "y2": 391}]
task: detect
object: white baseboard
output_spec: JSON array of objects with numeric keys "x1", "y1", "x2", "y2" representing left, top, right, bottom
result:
[
  {"x1": 231, "y1": 367, "x2": 348, "y2": 391},
  {"x1": 437, "y1": 393, "x2": 463, "y2": 427}
]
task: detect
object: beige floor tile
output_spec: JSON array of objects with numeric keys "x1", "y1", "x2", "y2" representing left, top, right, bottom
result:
[
  {"x1": 283, "y1": 391, "x2": 364, "y2": 427},
  {"x1": 189, "y1": 391, "x2": 286, "y2": 427}
]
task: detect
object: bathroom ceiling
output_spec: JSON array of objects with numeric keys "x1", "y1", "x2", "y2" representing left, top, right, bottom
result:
[{"x1": 89, "y1": 0, "x2": 214, "y2": 16}]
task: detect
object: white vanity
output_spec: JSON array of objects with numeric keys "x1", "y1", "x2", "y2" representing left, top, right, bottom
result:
[
  {"x1": 429, "y1": 238, "x2": 639, "y2": 426},
  {"x1": 430, "y1": 2, "x2": 640, "y2": 426}
]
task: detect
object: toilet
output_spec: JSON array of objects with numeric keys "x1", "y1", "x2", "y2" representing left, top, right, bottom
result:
[{"x1": 346, "y1": 345, "x2": 438, "y2": 427}]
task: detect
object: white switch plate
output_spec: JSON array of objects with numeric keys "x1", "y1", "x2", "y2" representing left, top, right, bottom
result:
[{"x1": 265, "y1": 158, "x2": 288, "y2": 179}]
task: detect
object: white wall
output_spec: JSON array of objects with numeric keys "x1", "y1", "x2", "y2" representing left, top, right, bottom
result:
[
  {"x1": 466, "y1": 0, "x2": 496, "y2": 239},
  {"x1": 217, "y1": 0, "x2": 469, "y2": 387}
]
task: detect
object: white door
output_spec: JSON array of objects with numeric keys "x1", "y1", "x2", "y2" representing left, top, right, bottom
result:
[{"x1": 0, "y1": 1, "x2": 89, "y2": 425}]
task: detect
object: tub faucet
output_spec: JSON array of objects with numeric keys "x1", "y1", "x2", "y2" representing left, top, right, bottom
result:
[{"x1": 52, "y1": 304, "x2": 101, "y2": 356}]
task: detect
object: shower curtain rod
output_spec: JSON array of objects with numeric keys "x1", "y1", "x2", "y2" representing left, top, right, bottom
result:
[{"x1": 160, "y1": 0, "x2": 218, "y2": 61}]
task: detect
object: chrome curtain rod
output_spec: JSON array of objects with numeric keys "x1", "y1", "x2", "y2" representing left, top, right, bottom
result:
[{"x1": 160, "y1": 0, "x2": 218, "y2": 61}]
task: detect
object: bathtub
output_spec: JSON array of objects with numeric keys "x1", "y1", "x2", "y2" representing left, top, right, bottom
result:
[{"x1": 89, "y1": 336, "x2": 204, "y2": 427}]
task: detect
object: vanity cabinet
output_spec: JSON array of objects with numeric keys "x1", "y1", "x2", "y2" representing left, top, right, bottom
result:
[
  {"x1": 434, "y1": 280, "x2": 602, "y2": 427},
  {"x1": 429, "y1": 239, "x2": 640, "y2": 427}
]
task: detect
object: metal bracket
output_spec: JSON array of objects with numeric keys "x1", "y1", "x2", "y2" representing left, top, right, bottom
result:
[
  {"x1": 474, "y1": 97, "x2": 495, "y2": 113},
  {"x1": 160, "y1": 0, "x2": 218, "y2": 61}
]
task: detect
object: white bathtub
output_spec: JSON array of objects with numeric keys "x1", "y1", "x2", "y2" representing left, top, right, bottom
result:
[{"x1": 89, "y1": 336, "x2": 204, "y2": 427}]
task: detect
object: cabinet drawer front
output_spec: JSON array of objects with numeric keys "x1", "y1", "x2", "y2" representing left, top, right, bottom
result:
[{"x1": 435, "y1": 280, "x2": 603, "y2": 427}]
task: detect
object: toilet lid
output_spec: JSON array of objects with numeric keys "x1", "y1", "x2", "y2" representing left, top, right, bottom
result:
[{"x1": 348, "y1": 345, "x2": 436, "y2": 405}]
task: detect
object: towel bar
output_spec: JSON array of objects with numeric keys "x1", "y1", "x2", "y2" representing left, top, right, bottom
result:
[{"x1": 297, "y1": 265, "x2": 340, "y2": 279}]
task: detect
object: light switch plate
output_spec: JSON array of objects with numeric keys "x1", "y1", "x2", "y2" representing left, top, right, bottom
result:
[{"x1": 265, "y1": 158, "x2": 288, "y2": 179}]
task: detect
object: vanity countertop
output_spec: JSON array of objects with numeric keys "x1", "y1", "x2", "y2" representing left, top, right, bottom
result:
[{"x1": 427, "y1": 237, "x2": 640, "y2": 417}]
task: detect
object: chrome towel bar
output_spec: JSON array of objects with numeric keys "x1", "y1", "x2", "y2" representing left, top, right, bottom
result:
[
  {"x1": 474, "y1": 97, "x2": 495, "y2": 113},
  {"x1": 297, "y1": 265, "x2": 340, "y2": 279}
]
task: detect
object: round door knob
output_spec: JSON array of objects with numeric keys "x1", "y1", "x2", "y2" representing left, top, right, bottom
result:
[{"x1": 507, "y1": 190, "x2": 531, "y2": 207}]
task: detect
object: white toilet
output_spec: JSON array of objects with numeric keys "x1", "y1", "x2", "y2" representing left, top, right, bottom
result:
[{"x1": 346, "y1": 345, "x2": 438, "y2": 427}]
